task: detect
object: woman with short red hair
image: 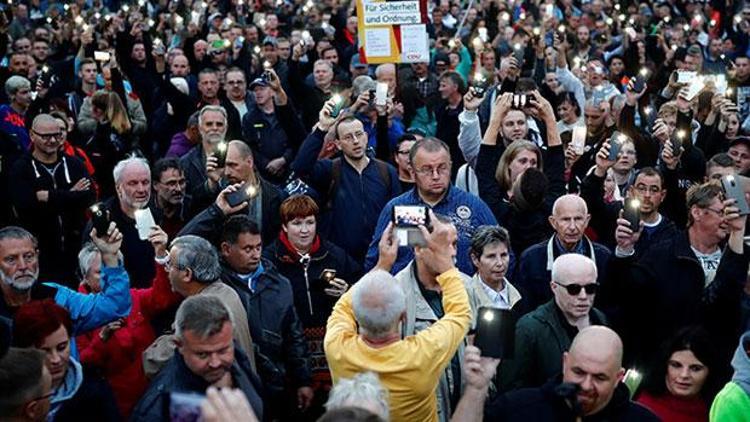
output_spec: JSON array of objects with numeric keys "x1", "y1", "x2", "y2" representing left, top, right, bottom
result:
[{"x1": 13, "y1": 299, "x2": 121, "y2": 421}]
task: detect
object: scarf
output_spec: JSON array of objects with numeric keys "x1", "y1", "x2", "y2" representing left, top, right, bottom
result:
[{"x1": 279, "y1": 230, "x2": 321, "y2": 264}]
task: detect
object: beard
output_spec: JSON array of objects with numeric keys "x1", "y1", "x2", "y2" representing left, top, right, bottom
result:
[
  {"x1": 204, "y1": 132, "x2": 225, "y2": 144},
  {"x1": 1, "y1": 268, "x2": 39, "y2": 291}
]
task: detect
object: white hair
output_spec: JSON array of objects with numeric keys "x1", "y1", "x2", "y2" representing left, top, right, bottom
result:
[
  {"x1": 5, "y1": 75, "x2": 30, "y2": 97},
  {"x1": 77, "y1": 242, "x2": 100, "y2": 277},
  {"x1": 352, "y1": 270, "x2": 406, "y2": 340},
  {"x1": 112, "y1": 156, "x2": 150, "y2": 185},
  {"x1": 326, "y1": 372, "x2": 390, "y2": 421}
]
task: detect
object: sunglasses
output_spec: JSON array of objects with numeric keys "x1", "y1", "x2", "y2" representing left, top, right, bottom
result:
[{"x1": 553, "y1": 281, "x2": 599, "y2": 295}]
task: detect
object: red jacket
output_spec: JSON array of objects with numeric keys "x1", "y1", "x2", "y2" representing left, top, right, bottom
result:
[{"x1": 76, "y1": 265, "x2": 182, "y2": 418}]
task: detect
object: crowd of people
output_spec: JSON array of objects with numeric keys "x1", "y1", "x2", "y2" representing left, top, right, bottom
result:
[{"x1": 3, "y1": 0, "x2": 750, "y2": 421}]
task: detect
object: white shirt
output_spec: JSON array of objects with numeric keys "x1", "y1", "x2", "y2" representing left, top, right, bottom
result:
[
  {"x1": 478, "y1": 277, "x2": 511, "y2": 309},
  {"x1": 691, "y1": 246, "x2": 722, "y2": 287}
]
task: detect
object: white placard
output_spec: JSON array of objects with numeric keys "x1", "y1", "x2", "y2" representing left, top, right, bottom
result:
[
  {"x1": 364, "y1": 28, "x2": 392, "y2": 57},
  {"x1": 400, "y1": 24, "x2": 429, "y2": 62},
  {"x1": 363, "y1": 0, "x2": 421, "y2": 26}
]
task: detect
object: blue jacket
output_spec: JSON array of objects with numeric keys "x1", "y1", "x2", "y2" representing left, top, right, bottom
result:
[
  {"x1": 364, "y1": 186, "x2": 500, "y2": 275},
  {"x1": 0, "y1": 265, "x2": 132, "y2": 359},
  {"x1": 515, "y1": 236, "x2": 611, "y2": 312},
  {"x1": 291, "y1": 128, "x2": 401, "y2": 262}
]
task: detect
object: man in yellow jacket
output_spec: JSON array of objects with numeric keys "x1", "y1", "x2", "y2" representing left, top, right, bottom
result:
[{"x1": 324, "y1": 212, "x2": 472, "y2": 421}]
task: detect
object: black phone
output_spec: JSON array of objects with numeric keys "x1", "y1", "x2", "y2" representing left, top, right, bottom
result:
[
  {"x1": 320, "y1": 268, "x2": 337, "y2": 283},
  {"x1": 90, "y1": 204, "x2": 110, "y2": 237},
  {"x1": 213, "y1": 142, "x2": 228, "y2": 167},
  {"x1": 473, "y1": 78, "x2": 490, "y2": 98},
  {"x1": 623, "y1": 198, "x2": 641, "y2": 230},
  {"x1": 226, "y1": 183, "x2": 258, "y2": 207},
  {"x1": 669, "y1": 135, "x2": 684, "y2": 157},
  {"x1": 368, "y1": 89, "x2": 376, "y2": 106},
  {"x1": 608, "y1": 132, "x2": 624, "y2": 161},
  {"x1": 512, "y1": 94, "x2": 528, "y2": 109},
  {"x1": 631, "y1": 76, "x2": 645, "y2": 93},
  {"x1": 474, "y1": 307, "x2": 515, "y2": 359},
  {"x1": 513, "y1": 45, "x2": 525, "y2": 67},
  {"x1": 721, "y1": 175, "x2": 750, "y2": 215}
]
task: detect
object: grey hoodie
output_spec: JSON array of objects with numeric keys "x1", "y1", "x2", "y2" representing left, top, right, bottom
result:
[{"x1": 731, "y1": 331, "x2": 750, "y2": 396}]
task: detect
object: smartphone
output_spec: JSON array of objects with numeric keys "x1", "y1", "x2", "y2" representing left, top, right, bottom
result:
[
  {"x1": 393, "y1": 205, "x2": 429, "y2": 247},
  {"x1": 608, "y1": 132, "x2": 625, "y2": 161},
  {"x1": 90, "y1": 204, "x2": 110, "y2": 236},
  {"x1": 375, "y1": 82, "x2": 388, "y2": 106},
  {"x1": 571, "y1": 125, "x2": 586, "y2": 155},
  {"x1": 622, "y1": 369, "x2": 643, "y2": 398},
  {"x1": 684, "y1": 78, "x2": 705, "y2": 101},
  {"x1": 134, "y1": 208, "x2": 156, "y2": 241},
  {"x1": 226, "y1": 183, "x2": 258, "y2": 207},
  {"x1": 623, "y1": 198, "x2": 641, "y2": 230},
  {"x1": 631, "y1": 76, "x2": 645, "y2": 93},
  {"x1": 320, "y1": 269, "x2": 337, "y2": 283},
  {"x1": 722, "y1": 175, "x2": 750, "y2": 215},
  {"x1": 512, "y1": 94, "x2": 527, "y2": 109},
  {"x1": 478, "y1": 27, "x2": 488, "y2": 42},
  {"x1": 670, "y1": 131, "x2": 684, "y2": 156},
  {"x1": 169, "y1": 391, "x2": 205, "y2": 422},
  {"x1": 474, "y1": 307, "x2": 515, "y2": 359},
  {"x1": 513, "y1": 43, "x2": 524, "y2": 67},
  {"x1": 213, "y1": 141, "x2": 228, "y2": 167},
  {"x1": 676, "y1": 70, "x2": 697, "y2": 84},
  {"x1": 330, "y1": 94, "x2": 344, "y2": 118},
  {"x1": 94, "y1": 51, "x2": 111, "y2": 62},
  {"x1": 472, "y1": 73, "x2": 489, "y2": 97}
]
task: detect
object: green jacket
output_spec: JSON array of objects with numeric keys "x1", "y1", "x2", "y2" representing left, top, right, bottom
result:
[
  {"x1": 710, "y1": 382, "x2": 750, "y2": 421},
  {"x1": 497, "y1": 300, "x2": 607, "y2": 392}
]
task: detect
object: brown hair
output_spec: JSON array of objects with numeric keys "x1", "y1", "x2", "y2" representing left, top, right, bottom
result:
[
  {"x1": 495, "y1": 140, "x2": 542, "y2": 192},
  {"x1": 280, "y1": 195, "x2": 319, "y2": 225},
  {"x1": 91, "y1": 90, "x2": 131, "y2": 134}
]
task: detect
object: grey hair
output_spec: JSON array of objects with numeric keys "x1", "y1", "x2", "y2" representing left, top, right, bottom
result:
[
  {"x1": 31, "y1": 113, "x2": 60, "y2": 131},
  {"x1": 4, "y1": 75, "x2": 30, "y2": 97},
  {"x1": 326, "y1": 372, "x2": 390, "y2": 421},
  {"x1": 0, "y1": 226, "x2": 38, "y2": 248},
  {"x1": 77, "y1": 242, "x2": 100, "y2": 277},
  {"x1": 352, "y1": 270, "x2": 406, "y2": 340},
  {"x1": 170, "y1": 235, "x2": 222, "y2": 284},
  {"x1": 187, "y1": 110, "x2": 201, "y2": 127},
  {"x1": 313, "y1": 59, "x2": 334, "y2": 72},
  {"x1": 113, "y1": 156, "x2": 151, "y2": 185},
  {"x1": 175, "y1": 295, "x2": 232, "y2": 340},
  {"x1": 198, "y1": 105, "x2": 228, "y2": 127},
  {"x1": 551, "y1": 253, "x2": 598, "y2": 284},
  {"x1": 470, "y1": 225, "x2": 511, "y2": 259}
]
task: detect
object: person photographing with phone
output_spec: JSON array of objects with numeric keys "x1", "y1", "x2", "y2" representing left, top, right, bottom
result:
[{"x1": 325, "y1": 210, "x2": 472, "y2": 422}]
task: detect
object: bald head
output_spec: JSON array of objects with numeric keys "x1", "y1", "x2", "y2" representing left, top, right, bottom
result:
[
  {"x1": 228, "y1": 140, "x2": 252, "y2": 159},
  {"x1": 549, "y1": 194, "x2": 591, "y2": 250},
  {"x1": 551, "y1": 253, "x2": 597, "y2": 285},
  {"x1": 563, "y1": 326, "x2": 625, "y2": 416}
]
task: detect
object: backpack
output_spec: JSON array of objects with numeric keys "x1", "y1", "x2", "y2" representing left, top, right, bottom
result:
[{"x1": 326, "y1": 157, "x2": 392, "y2": 210}]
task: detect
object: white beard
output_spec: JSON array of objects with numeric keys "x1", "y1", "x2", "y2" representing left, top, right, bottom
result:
[{"x1": 1, "y1": 269, "x2": 39, "y2": 291}]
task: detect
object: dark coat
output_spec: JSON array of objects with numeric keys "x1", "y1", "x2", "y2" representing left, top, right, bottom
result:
[
  {"x1": 515, "y1": 236, "x2": 612, "y2": 312},
  {"x1": 9, "y1": 154, "x2": 94, "y2": 285},
  {"x1": 607, "y1": 231, "x2": 750, "y2": 366},
  {"x1": 262, "y1": 237, "x2": 363, "y2": 329},
  {"x1": 179, "y1": 143, "x2": 214, "y2": 216},
  {"x1": 486, "y1": 376, "x2": 660, "y2": 421},
  {"x1": 53, "y1": 367, "x2": 122, "y2": 422},
  {"x1": 221, "y1": 259, "x2": 311, "y2": 395},
  {"x1": 129, "y1": 347, "x2": 264, "y2": 422},
  {"x1": 497, "y1": 301, "x2": 608, "y2": 392}
]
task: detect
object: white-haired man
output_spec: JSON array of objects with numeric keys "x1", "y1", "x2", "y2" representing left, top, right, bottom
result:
[{"x1": 325, "y1": 213, "x2": 472, "y2": 421}]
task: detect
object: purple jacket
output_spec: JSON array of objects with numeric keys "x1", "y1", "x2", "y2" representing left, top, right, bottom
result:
[{"x1": 166, "y1": 132, "x2": 193, "y2": 158}]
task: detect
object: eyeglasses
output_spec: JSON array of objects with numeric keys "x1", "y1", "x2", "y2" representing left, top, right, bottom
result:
[
  {"x1": 704, "y1": 207, "x2": 725, "y2": 216},
  {"x1": 415, "y1": 164, "x2": 451, "y2": 176},
  {"x1": 553, "y1": 281, "x2": 599, "y2": 295},
  {"x1": 32, "y1": 130, "x2": 62, "y2": 141}
]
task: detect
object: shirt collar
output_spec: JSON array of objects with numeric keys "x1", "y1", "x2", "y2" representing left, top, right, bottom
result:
[{"x1": 478, "y1": 276, "x2": 511, "y2": 308}]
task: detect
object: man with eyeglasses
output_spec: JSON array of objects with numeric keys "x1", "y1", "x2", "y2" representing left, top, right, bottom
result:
[
  {"x1": 610, "y1": 182, "x2": 750, "y2": 367},
  {"x1": 393, "y1": 134, "x2": 418, "y2": 191},
  {"x1": 365, "y1": 137, "x2": 497, "y2": 275},
  {"x1": 496, "y1": 253, "x2": 607, "y2": 392},
  {"x1": 581, "y1": 140, "x2": 678, "y2": 252},
  {"x1": 292, "y1": 101, "x2": 401, "y2": 262},
  {"x1": 152, "y1": 158, "x2": 190, "y2": 240},
  {"x1": 0, "y1": 347, "x2": 53, "y2": 421},
  {"x1": 9, "y1": 114, "x2": 94, "y2": 284}
]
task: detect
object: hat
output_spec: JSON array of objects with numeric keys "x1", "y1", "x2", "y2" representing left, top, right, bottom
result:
[
  {"x1": 434, "y1": 51, "x2": 450, "y2": 65},
  {"x1": 208, "y1": 12, "x2": 223, "y2": 22},
  {"x1": 249, "y1": 77, "x2": 270, "y2": 90},
  {"x1": 262, "y1": 36, "x2": 278, "y2": 47},
  {"x1": 350, "y1": 53, "x2": 368, "y2": 69}
]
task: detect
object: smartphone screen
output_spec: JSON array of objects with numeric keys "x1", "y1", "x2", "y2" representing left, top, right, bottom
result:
[
  {"x1": 169, "y1": 392, "x2": 205, "y2": 422},
  {"x1": 134, "y1": 209, "x2": 156, "y2": 241},
  {"x1": 571, "y1": 125, "x2": 586, "y2": 155},
  {"x1": 393, "y1": 206, "x2": 427, "y2": 227},
  {"x1": 375, "y1": 82, "x2": 388, "y2": 106},
  {"x1": 474, "y1": 307, "x2": 515, "y2": 359}
]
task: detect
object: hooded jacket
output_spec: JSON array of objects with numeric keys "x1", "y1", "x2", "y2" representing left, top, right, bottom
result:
[
  {"x1": 48, "y1": 357, "x2": 121, "y2": 421},
  {"x1": 710, "y1": 332, "x2": 750, "y2": 421}
]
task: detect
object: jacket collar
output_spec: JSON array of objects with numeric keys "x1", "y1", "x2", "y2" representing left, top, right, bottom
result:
[
  {"x1": 469, "y1": 273, "x2": 522, "y2": 309},
  {"x1": 546, "y1": 236, "x2": 597, "y2": 271}
]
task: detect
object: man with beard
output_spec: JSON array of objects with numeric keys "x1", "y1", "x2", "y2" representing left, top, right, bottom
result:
[
  {"x1": 0, "y1": 225, "x2": 131, "y2": 351},
  {"x1": 181, "y1": 105, "x2": 230, "y2": 214},
  {"x1": 89, "y1": 157, "x2": 156, "y2": 288},
  {"x1": 152, "y1": 158, "x2": 190, "y2": 239},
  {"x1": 181, "y1": 141, "x2": 282, "y2": 244},
  {"x1": 196, "y1": 69, "x2": 242, "y2": 140}
]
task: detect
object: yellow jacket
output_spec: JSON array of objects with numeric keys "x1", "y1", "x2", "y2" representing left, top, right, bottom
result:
[{"x1": 324, "y1": 268, "x2": 472, "y2": 421}]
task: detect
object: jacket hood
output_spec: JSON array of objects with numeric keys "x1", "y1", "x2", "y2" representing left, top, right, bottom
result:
[
  {"x1": 49, "y1": 357, "x2": 83, "y2": 418},
  {"x1": 731, "y1": 331, "x2": 750, "y2": 396}
]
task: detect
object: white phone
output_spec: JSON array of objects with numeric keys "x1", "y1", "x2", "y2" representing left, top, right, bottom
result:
[
  {"x1": 375, "y1": 82, "x2": 388, "y2": 106},
  {"x1": 94, "y1": 51, "x2": 111, "y2": 62},
  {"x1": 676, "y1": 70, "x2": 697, "y2": 84},
  {"x1": 571, "y1": 125, "x2": 587, "y2": 155},
  {"x1": 134, "y1": 208, "x2": 156, "y2": 241}
]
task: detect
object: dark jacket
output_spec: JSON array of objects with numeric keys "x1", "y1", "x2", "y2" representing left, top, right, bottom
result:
[
  {"x1": 241, "y1": 101, "x2": 305, "y2": 185},
  {"x1": 515, "y1": 236, "x2": 612, "y2": 312},
  {"x1": 579, "y1": 171, "x2": 679, "y2": 251},
  {"x1": 179, "y1": 143, "x2": 214, "y2": 216},
  {"x1": 52, "y1": 366, "x2": 122, "y2": 422},
  {"x1": 129, "y1": 347, "x2": 264, "y2": 422},
  {"x1": 262, "y1": 236, "x2": 363, "y2": 329},
  {"x1": 291, "y1": 128, "x2": 401, "y2": 262},
  {"x1": 497, "y1": 301, "x2": 608, "y2": 392},
  {"x1": 221, "y1": 259, "x2": 311, "y2": 395},
  {"x1": 607, "y1": 231, "x2": 750, "y2": 366},
  {"x1": 179, "y1": 180, "x2": 283, "y2": 245},
  {"x1": 486, "y1": 376, "x2": 659, "y2": 421},
  {"x1": 435, "y1": 99, "x2": 465, "y2": 179},
  {"x1": 10, "y1": 154, "x2": 95, "y2": 285}
]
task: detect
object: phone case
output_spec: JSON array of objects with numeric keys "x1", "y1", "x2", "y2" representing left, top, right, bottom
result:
[
  {"x1": 134, "y1": 209, "x2": 155, "y2": 241},
  {"x1": 214, "y1": 143, "x2": 228, "y2": 167},
  {"x1": 608, "y1": 135, "x2": 622, "y2": 161},
  {"x1": 91, "y1": 205, "x2": 110, "y2": 236},
  {"x1": 722, "y1": 176, "x2": 750, "y2": 215},
  {"x1": 623, "y1": 199, "x2": 641, "y2": 229},
  {"x1": 632, "y1": 76, "x2": 645, "y2": 93},
  {"x1": 571, "y1": 126, "x2": 586, "y2": 155}
]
